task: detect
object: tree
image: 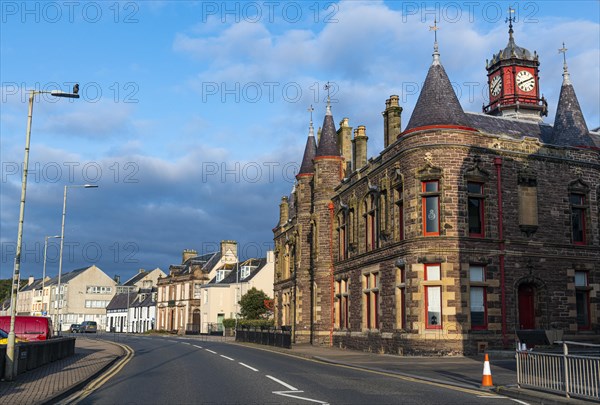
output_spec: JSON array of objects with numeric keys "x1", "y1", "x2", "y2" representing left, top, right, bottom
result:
[{"x1": 239, "y1": 287, "x2": 271, "y2": 320}]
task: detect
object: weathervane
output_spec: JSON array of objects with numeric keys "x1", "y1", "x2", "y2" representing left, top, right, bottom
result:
[
  {"x1": 506, "y1": 7, "x2": 515, "y2": 36},
  {"x1": 324, "y1": 82, "x2": 331, "y2": 113},
  {"x1": 429, "y1": 18, "x2": 440, "y2": 62},
  {"x1": 307, "y1": 104, "x2": 314, "y2": 133},
  {"x1": 558, "y1": 42, "x2": 571, "y2": 83}
]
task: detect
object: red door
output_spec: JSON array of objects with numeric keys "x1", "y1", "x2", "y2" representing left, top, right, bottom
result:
[{"x1": 518, "y1": 284, "x2": 535, "y2": 329}]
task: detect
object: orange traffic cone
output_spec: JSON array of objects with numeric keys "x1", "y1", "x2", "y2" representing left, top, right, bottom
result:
[{"x1": 481, "y1": 353, "x2": 493, "y2": 388}]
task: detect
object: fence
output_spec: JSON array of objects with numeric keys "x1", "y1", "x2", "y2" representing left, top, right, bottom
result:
[
  {"x1": 517, "y1": 341, "x2": 600, "y2": 401},
  {"x1": 235, "y1": 326, "x2": 291, "y2": 349},
  {"x1": 0, "y1": 337, "x2": 75, "y2": 380}
]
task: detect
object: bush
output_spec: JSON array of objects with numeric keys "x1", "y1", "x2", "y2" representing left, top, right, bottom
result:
[
  {"x1": 237, "y1": 319, "x2": 274, "y2": 329},
  {"x1": 222, "y1": 318, "x2": 236, "y2": 328}
]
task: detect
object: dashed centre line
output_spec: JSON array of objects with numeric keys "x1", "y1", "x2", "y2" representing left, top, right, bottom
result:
[
  {"x1": 193, "y1": 344, "x2": 203, "y2": 349},
  {"x1": 239, "y1": 362, "x2": 259, "y2": 372},
  {"x1": 205, "y1": 349, "x2": 217, "y2": 354},
  {"x1": 220, "y1": 355, "x2": 235, "y2": 361}
]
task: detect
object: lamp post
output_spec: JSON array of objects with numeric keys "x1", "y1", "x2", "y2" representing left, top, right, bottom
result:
[
  {"x1": 43, "y1": 235, "x2": 61, "y2": 315},
  {"x1": 5, "y1": 86, "x2": 80, "y2": 381},
  {"x1": 56, "y1": 184, "x2": 98, "y2": 335}
]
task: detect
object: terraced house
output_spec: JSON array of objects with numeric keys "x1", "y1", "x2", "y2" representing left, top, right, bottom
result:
[{"x1": 273, "y1": 22, "x2": 599, "y2": 354}]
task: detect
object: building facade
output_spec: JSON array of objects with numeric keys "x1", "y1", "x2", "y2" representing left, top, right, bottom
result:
[
  {"x1": 200, "y1": 252, "x2": 274, "y2": 333},
  {"x1": 273, "y1": 24, "x2": 599, "y2": 354},
  {"x1": 156, "y1": 241, "x2": 238, "y2": 334}
]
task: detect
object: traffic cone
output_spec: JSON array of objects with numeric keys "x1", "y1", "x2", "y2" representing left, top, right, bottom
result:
[{"x1": 481, "y1": 353, "x2": 493, "y2": 388}]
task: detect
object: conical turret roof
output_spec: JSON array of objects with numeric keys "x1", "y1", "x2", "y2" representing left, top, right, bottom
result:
[
  {"x1": 404, "y1": 43, "x2": 471, "y2": 132},
  {"x1": 315, "y1": 102, "x2": 340, "y2": 157},
  {"x1": 298, "y1": 121, "x2": 318, "y2": 175},
  {"x1": 551, "y1": 57, "x2": 593, "y2": 147}
]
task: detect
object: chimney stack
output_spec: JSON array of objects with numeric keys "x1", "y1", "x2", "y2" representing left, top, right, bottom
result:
[
  {"x1": 182, "y1": 249, "x2": 197, "y2": 264},
  {"x1": 337, "y1": 118, "x2": 353, "y2": 175},
  {"x1": 279, "y1": 196, "x2": 289, "y2": 226},
  {"x1": 385, "y1": 95, "x2": 402, "y2": 147},
  {"x1": 352, "y1": 125, "x2": 368, "y2": 170}
]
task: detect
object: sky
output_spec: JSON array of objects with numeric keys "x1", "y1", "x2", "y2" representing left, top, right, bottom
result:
[{"x1": 1, "y1": 0, "x2": 599, "y2": 283}]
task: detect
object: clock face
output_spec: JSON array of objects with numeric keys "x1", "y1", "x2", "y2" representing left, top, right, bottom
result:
[
  {"x1": 490, "y1": 75, "x2": 502, "y2": 97},
  {"x1": 516, "y1": 70, "x2": 535, "y2": 92}
]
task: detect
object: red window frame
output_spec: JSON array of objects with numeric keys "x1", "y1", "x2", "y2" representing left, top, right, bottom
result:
[
  {"x1": 424, "y1": 264, "x2": 442, "y2": 329},
  {"x1": 422, "y1": 181, "x2": 440, "y2": 236},
  {"x1": 575, "y1": 272, "x2": 591, "y2": 330},
  {"x1": 467, "y1": 182, "x2": 485, "y2": 238}
]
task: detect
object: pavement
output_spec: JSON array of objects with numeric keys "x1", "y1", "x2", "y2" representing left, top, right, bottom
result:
[{"x1": 0, "y1": 334, "x2": 595, "y2": 405}]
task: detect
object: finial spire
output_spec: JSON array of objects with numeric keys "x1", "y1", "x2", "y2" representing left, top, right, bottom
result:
[
  {"x1": 324, "y1": 82, "x2": 332, "y2": 115},
  {"x1": 429, "y1": 18, "x2": 440, "y2": 65},
  {"x1": 558, "y1": 42, "x2": 571, "y2": 85},
  {"x1": 506, "y1": 7, "x2": 515, "y2": 39},
  {"x1": 307, "y1": 104, "x2": 315, "y2": 136}
]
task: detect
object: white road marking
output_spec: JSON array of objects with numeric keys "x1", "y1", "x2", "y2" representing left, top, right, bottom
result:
[
  {"x1": 508, "y1": 399, "x2": 531, "y2": 405},
  {"x1": 239, "y1": 362, "x2": 259, "y2": 372},
  {"x1": 272, "y1": 391, "x2": 329, "y2": 404},
  {"x1": 266, "y1": 375, "x2": 298, "y2": 391},
  {"x1": 205, "y1": 349, "x2": 217, "y2": 354},
  {"x1": 477, "y1": 395, "x2": 530, "y2": 405},
  {"x1": 220, "y1": 355, "x2": 234, "y2": 361},
  {"x1": 193, "y1": 344, "x2": 203, "y2": 349},
  {"x1": 181, "y1": 342, "x2": 191, "y2": 345}
]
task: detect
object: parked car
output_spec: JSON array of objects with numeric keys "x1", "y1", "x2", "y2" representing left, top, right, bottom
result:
[
  {"x1": 0, "y1": 316, "x2": 53, "y2": 341},
  {"x1": 80, "y1": 321, "x2": 97, "y2": 333},
  {"x1": 69, "y1": 323, "x2": 82, "y2": 333},
  {"x1": 0, "y1": 327, "x2": 26, "y2": 344}
]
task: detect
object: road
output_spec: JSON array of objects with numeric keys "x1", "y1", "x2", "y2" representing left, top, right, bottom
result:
[{"x1": 74, "y1": 335, "x2": 527, "y2": 405}]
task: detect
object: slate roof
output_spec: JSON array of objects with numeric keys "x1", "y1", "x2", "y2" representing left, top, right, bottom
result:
[
  {"x1": 465, "y1": 112, "x2": 553, "y2": 141},
  {"x1": 315, "y1": 106, "x2": 340, "y2": 157},
  {"x1": 404, "y1": 50, "x2": 472, "y2": 132},
  {"x1": 124, "y1": 271, "x2": 148, "y2": 286},
  {"x1": 298, "y1": 125, "x2": 317, "y2": 175},
  {"x1": 490, "y1": 26, "x2": 535, "y2": 64},
  {"x1": 550, "y1": 71, "x2": 594, "y2": 147},
  {"x1": 206, "y1": 258, "x2": 267, "y2": 286},
  {"x1": 20, "y1": 278, "x2": 45, "y2": 292},
  {"x1": 170, "y1": 252, "x2": 221, "y2": 276},
  {"x1": 45, "y1": 267, "x2": 89, "y2": 285},
  {"x1": 106, "y1": 292, "x2": 136, "y2": 311}
]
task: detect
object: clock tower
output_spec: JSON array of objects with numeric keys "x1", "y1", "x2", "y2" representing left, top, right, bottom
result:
[{"x1": 483, "y1": 10, "x2": 548, "y2": 120}]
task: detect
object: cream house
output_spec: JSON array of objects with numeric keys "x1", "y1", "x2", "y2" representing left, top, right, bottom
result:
[
  {"x1": 200, "y1": 251, "x2": 274, "y2": 334},
  {"x1": 45, "y1": 265, "x2": 117, "y2": 332}
]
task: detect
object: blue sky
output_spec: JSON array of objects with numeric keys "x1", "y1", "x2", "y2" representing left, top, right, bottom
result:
[{"x1": 1, "y1": 1, "x2": 599, "y2": 283}]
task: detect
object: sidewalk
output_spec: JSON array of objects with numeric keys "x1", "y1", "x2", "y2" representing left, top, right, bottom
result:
[{"x1": 0, "y1": 336, "x2": 123, "y2": 405}]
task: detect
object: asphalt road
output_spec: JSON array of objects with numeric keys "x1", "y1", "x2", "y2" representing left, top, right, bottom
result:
[{"x1": 79, "y1": 335, "x2": 527, "y2": 405}]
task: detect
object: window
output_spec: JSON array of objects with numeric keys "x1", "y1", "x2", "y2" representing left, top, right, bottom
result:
[
  {"x1": 380, "y1": 190, "x2": 388, "y2": 238},
  {"x1": 469, "y1": 265, "x2": 487, "y2": 329},
  {"x1": 335, "y1": 279, "x2": 349, "y2": 329},
  {"x1": 282, "y1": 291, "x2": 291, "y2": 325},
  {"x1": 425, "y1": 264, "x2": 442, "y2": 329},
  {"x1": 570, "y1": 194, "x2": 586, "y2": 244},
  {"x1": 395, "y1": 266, "x2": 406, "y2": 329},
  {"x1": 193, "y1": 283, "x2": 201, "y2": 299},
  {"x1": 338, "y1": 211, "x2": 348, "y2": 260},
  {"x1": 363, "y1": 272, "x2": 380, "y2": 329},
  {"x1": 86, "y1": 286, "x2": 113, "y2": 294},
  {"x1": 395, "y1": 184, "x2": 404, "y2": 241},
  {"x1": 364, "y1": 194, "x2": 377, "y2": 251},
  {"x1": 85, "y1": 300, "x2": 109, "y2": 308},
  {"x1": 575, "y1": 271, "x2": 590, "y2": 330},
  {"x1": 467, "y1": 182, "x2": 485, "y2": 237},
  {"x1": 422, "y1": 181, "x2": 440, "y2": 236}
]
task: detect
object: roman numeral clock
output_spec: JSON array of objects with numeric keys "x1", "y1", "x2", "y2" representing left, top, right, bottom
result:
[{"x1": 483, "y1": 12, "x2": 548, "y2": 120}]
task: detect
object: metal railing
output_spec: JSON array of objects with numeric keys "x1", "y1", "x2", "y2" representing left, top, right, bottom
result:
[
  {"x1": 235, "y1": 326, "x2": 291, "y2": 349},
  {"x1": 517, "y1": 341, "x2": 600, "y2": 401}
]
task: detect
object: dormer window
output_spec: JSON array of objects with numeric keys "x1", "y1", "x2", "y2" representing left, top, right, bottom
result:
[
  {"x1": 241, "y1": 266, "x2": 254, "y2": 280},
  {"x1": 216, "y1": 270, "x2": 227, "y2": 283}
]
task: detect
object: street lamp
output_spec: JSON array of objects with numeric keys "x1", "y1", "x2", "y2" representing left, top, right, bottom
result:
[
  {"x1": 5, "y1": 85, "x2": 80, "y2": 381},
  {"x1": 56, "y1": 184, "x2": 98, "y2": 335},
  {"x1": 42, "y1": 235, "x2": 61, "y2": 315}
]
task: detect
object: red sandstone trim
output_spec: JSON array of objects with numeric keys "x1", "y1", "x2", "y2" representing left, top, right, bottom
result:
[
  {"x1": 296, "y1": 173, "x2": 314, "y2": 179},
  {"x1": 398, "y1": 124, "x2": 479, "y2": 138},
  {"x1": 314, "y1": 155, "x2": 344, "y2": 161}
]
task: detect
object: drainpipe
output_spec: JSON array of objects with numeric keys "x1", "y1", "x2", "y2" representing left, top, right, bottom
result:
[
  {"x1": 328, "y1": 201, "x2": 335, "y2": 347},
  {"x1": 494, "y1": 157, "x2": 508, "y2": 348}
]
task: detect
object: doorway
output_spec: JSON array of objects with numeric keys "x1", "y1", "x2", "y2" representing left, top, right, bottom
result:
[{"x1": 518, "y1": 283, "x2": 536, "y2": 329}]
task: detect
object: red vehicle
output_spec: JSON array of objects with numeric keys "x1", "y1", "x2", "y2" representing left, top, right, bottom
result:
[{"x1": 0, "y1": 316, "x2": 54, "y2": 341}]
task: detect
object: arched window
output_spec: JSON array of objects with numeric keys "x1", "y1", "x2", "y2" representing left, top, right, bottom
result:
[{"x1": 364, "y1": 194, "x2": 378, "y2": 251}]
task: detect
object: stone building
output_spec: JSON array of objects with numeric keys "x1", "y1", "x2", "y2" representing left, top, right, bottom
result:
[
  {"x1": 156, "y1": 241, "x2": 238, "y2": 334},
  {"x1": 273, "y1": 23, "x2": 599, "y2": 354}
]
